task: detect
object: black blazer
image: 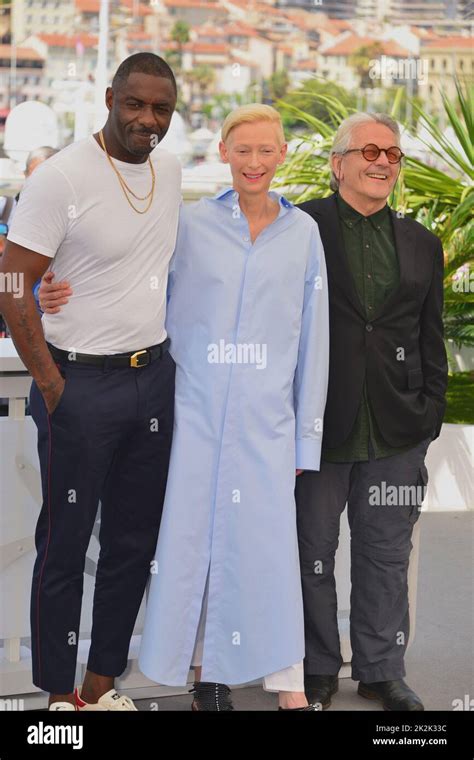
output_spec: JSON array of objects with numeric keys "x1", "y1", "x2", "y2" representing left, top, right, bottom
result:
[{"x1": 297, "y1": 193, "x2": 448, "y2": 448}]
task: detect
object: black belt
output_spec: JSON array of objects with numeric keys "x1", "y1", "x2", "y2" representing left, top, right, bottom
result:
[{"x1": 47, "y1": 338, "x2": 170, "y2": 369}]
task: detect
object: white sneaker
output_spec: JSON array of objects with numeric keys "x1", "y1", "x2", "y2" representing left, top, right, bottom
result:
[
  {"x1": 49, "y1": 701, "x2": 76, "y2": 711},
  {"x1": 75, "y1": 687, "x2": 138, "y2": 711}
]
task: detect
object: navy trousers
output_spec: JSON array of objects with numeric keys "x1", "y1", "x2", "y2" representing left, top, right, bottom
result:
[{"x1": 29, "y1": 347, "x2": 175, "y2": 693}]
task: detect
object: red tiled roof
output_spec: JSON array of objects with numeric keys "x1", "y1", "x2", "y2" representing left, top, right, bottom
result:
[
  {"x1": 127, "y1": 32, "x2": 154, "y2": 40},
  {"x1": 324, "y1": 18, "x2": 352, "y2": 32},
  {"x1": 292, "y1": 59, "x2": 316, "y2": 70},
  {"x1": 121, "y1": 0, "x2": 153, "y2": 15},
  {"x1": 194, "y1": 23, "x2": 228, "y2": 36},
  {"x1": 76, "y1": 0, "x2": 152, "y2": 13},
  {"x1": 230, "y1": 54, "x2": 259, "y2": 67},
  {"x1": 422, "y1": 36, "x2": 473, "y2": 50},
  {"x1": 409, "y1": 26, "x2": 438, "y2": 38},
  {"x1": 223, "y1": 22, "x2": 259, "y2": 37},
  {"x1": 225, "y1": 0, "x2": 288, "y2": 15},
  {"x1": 75, "y1": 0, "x2": 100, "y2": 12},
  {"x1": 253, "y1": 3, "x2": 291, "y2": 16},
  {"x1": 37, "y1": 33, "x2": 98, "y2": 48},
  {"x1": 162, "y1": 40, "x2": 229, "y2": 54},
  {"x1": 291, "y1": 14, "x2": 352, "y2": 34},
  {"x1": 190, "y1": 42, "x2": 229, "y2": 54},
  {"x1": 163, "y1": 0, "x2": 227, "y2": 9},
  {"x1": 322, "y1": 34, "x2": 410, "y2": 58},
  {"x1": 0, "y1": 45, "x2": 44, "y2": 61}
]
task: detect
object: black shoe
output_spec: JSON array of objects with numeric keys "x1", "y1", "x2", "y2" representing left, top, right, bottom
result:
[
  {"x1": 189, "y1": 681, "x2": 234, "y2": 711},
  {"x1": 304, "y1": 674, "x2": 338, "y2": 710},
  {"x1": 358, "y1": 679, "x2": 424, "y2": 711},
  {"x1": 279, "y1": 703, "x2": 322, "y2": 711}
]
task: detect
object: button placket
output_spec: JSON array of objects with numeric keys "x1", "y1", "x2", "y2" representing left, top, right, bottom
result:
[
  {"x1": 362, "y1": 223, "x2": 375, "y2": 316},
  {"x1": 231, "y1": 192, "x2": 252, "y2": 249}
]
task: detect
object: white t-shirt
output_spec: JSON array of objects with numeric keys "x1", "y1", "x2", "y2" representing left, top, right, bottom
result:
[{"x1": 8, "y1": 135, "x2": 182, "y2": 354}]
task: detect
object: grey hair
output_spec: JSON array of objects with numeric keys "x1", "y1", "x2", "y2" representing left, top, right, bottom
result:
[
  {"x1": 329, "y1": 113, "x2": 401, "y2": 192},
  {"x1": 26, "y1": 146, "x2": 59, "y2": 174}
]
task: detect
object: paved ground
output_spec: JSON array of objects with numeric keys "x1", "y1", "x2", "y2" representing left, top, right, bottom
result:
[{"x1": 135, "y1": 512, "x2": 473, "y2": 711}]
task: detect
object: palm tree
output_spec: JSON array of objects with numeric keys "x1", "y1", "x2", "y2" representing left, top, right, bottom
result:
[
  {"x1": 201, "y1": 92, "x2": 245, "y2": 123},
  {"x1": 186, "y1": 65, "x2": 215, "y2": 111},
  {"x1": 272, "y1": 91, "x2": 351, "y2": 202},
  {"x1": 266, "y1": 70, "x2": 290, "y2": 102},
  {"x1": 400, "y1": 80, "x2": 474, "y2": 347},
  {"x1": 170, "y1": 20, "x2": 190, "y2": 71},
  {"x1": 272, "y1": 79, "x2": 474, "y2": 346},
  {"x1": 349, "y1": 42, "x2": 384, "y2": 90},
  {"x1": 277, "y1": 76, "x2": 356, "y2": 131}
]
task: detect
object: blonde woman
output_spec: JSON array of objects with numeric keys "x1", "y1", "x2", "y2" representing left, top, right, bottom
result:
[{"x1": 39, "y1": 105, "x2": 329, "y2": 710}]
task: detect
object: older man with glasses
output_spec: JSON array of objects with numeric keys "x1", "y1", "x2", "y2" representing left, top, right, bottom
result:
[{"x1": 296, "y1": 112, "x2": 448, "y2": 711}]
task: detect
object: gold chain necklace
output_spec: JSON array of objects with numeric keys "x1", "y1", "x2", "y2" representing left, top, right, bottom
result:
[{"x1": 98, "y1": 129, "x2": 156, "y2": 214}]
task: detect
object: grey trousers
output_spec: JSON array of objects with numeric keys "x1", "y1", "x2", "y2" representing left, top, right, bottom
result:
[{"x1": 295, "y1": 437, "x2": 431, "y2": 683}]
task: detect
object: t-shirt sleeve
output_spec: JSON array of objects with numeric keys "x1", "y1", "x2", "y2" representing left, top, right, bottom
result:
[{"x1": 7, "y1": 163, "x2": 74, "y2": 259}]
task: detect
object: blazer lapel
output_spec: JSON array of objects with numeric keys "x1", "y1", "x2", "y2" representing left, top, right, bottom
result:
[{"x1": 317, "y1": 194, "x2": 366, "y2": 319}]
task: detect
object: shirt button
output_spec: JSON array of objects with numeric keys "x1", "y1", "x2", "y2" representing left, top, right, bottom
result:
[
  {"x1": 348, "y1": 222, "x2": 352, "y2": 227},
  {"x1": 364, "y1": 218, "x2": 368, "y2": 223},
  {"x1": 366, "y1": 323, "x2": 373, "y2": 332},
  {"x1": 367, "y1": 274, "x2": 372, "y2": 279},
  {"x1": 365, "y1": 243, "x2": 370, "y2": 248},
  {"x1": 243, "y1": 236, "x2": 249, "y2": 242}
]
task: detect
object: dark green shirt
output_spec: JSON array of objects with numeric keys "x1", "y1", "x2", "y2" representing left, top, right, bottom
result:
[{"x1": 322, "y1": 193, "x2": 414, "y2": 462}]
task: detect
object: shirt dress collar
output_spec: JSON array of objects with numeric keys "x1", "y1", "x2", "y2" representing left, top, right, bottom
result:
[{"x1": 212, "y1": 186, "x2": 294, "y2": 218}]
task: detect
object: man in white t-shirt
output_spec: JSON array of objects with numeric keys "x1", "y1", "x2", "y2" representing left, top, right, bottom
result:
[{"x1": 0, "y1": 53, "x2": 181, "y2": 711}]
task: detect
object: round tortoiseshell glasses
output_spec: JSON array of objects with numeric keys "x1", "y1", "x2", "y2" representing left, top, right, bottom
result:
[{"x1": 341, "y1": 144, "x2": 405, "y2": 164}]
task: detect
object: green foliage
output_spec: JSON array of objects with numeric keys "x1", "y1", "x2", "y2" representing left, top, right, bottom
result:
[
  {"x1": 276, "y1": 76, "x2": 357, "y2": 131},
  {"x1": 272, "y1": 78, "x2": 474, "y2": 347},
  {"x1": 445, "y1": 372, "x2": 474, "y2": 424}
]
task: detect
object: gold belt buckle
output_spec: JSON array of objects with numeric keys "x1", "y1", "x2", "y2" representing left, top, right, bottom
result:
[{"x1": 130, "y1": 349, "x2": 148, "y2": 368}]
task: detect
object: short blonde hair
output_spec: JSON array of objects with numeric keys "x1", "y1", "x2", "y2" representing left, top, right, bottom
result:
[{"x1": 221, "y1": 104, "x2": 285, "y2": 146}]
